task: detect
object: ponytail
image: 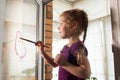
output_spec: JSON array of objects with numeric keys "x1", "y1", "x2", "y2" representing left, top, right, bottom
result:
[
  {"x1": 81, "y1": 10, "x2": 88, "y2": 44},
  {"x1": 83, "y1": 27, "x2": 87, "y2": 44}
]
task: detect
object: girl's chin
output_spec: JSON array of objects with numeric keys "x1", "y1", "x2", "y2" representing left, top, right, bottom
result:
[
  {"x1": 61, "y1": 36, "x2": 68, "y2": 39},
  {"x1": 60, "y1": 36, "x2": 65, "y2": 39}
]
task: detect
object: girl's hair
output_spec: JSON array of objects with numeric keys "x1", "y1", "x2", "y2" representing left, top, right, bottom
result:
[{"x1": 60, "y1": 9, "x2": 88, "y2": 43}]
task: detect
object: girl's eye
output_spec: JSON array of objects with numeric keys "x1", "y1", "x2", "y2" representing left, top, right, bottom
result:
[{"x1": 60, "y1": 23, "x2": 63, "y2": 25}]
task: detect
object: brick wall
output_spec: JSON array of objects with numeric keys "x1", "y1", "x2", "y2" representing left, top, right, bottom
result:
[{"x1": 44, "y1": 2, "x2": 53, "y2": 80}]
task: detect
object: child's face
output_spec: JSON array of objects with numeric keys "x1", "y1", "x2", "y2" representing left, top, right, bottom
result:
[{"x1": 58, "y1": 16, "x2": 70, "y2": 39}]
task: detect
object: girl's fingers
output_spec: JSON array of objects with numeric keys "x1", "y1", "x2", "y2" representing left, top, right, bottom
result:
[
  {"x1": 35, "y1": 41, "x2": 43, "y2": 46},
  {"x1": 35, "y1": 41, "x2": 49, "y2": 48}
]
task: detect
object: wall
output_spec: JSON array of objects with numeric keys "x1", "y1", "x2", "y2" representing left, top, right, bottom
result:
[
  {"x1": 44, "y1": 2, "x2": 53, "y2": 80},
  {"x1": 73, "y1": 0, "x2": 110, "y2": 21},
  {"x1": 53, "y1": 0, "x2": 110, "y2": 22},
  {"x1": 53, "y1": 0, "x2": 72, "y2": 22}
]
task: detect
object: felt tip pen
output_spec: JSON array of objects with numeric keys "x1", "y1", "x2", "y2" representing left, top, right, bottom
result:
[{"x1": 20, "y1": 37, "x2": 49, "y2": 48}]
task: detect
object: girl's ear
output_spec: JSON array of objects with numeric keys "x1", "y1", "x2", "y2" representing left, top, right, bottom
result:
[{"x1": 72, "y1": 21, "x2": 78, "y2": 30}]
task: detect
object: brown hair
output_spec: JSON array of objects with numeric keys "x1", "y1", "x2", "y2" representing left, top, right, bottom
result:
[{"x1": 60, "y1": 9, "x2": 88, "y2": 43}]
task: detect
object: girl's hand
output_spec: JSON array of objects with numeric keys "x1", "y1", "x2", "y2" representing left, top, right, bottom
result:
[
  {"x1": 54, "y1": 54, "x2": 67, "y2": 66},
  {"x1": 35, "y1": 41, "x2": 44, "y2": 53}
]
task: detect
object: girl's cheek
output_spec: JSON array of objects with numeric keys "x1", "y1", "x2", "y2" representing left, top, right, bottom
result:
[{"x1": 58, "y1": 26, "x2": 60, "y2": 30}]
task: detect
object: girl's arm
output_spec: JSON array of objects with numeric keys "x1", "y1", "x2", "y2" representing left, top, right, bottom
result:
[
  {"x1": 35, "y1": 41, "x2": 58, "y2": 67},
  {"x1": 54, "y1": 54, "x2": 91, "y2": 79}
]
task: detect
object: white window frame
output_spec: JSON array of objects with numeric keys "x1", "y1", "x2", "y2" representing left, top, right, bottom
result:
[{"x1": 0, "y1": 0, "x2": 6, "y2": 80}]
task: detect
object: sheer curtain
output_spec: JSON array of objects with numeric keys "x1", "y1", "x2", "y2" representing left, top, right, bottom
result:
[{"x1": 86, "y1": 15, "x2": 114, "y2": 80}]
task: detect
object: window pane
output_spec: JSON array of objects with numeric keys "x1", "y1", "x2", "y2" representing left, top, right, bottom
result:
[{"x1": 3, "y1": 0, "x2": 38, "y2": 80}]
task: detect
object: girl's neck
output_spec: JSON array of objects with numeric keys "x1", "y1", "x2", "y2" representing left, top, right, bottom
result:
[{"x1": 67, "y1": 36, "x2": 80, "y2": 47}]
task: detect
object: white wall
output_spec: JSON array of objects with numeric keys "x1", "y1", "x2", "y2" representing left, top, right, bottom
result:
[
  {"x1": 53, "y1": 0, "x2": 72, "y2": 22},
  {"x1": 73, "y1": 0, "x2": 110, "y2": 21},
  {"x1": 53, "y1": 0, "x2": 110, "y2": 22}
]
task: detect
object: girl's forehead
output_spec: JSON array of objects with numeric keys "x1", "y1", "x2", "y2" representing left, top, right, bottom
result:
[{"x1": 59, "y1": 16, "x2": 66, "y2": 22}]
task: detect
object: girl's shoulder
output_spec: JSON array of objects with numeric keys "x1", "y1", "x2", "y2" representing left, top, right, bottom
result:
[{"x1": 70, "y1": 41, "x2": 88, "y2": 56}]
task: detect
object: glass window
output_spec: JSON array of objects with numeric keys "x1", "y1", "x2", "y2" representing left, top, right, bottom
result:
[{"x1": 3, "y1": 0, "x2": 38, "y2": 80}]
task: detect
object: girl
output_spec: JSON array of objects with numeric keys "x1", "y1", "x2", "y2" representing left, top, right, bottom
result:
[{"x1": 35, "y1": 9, "x2": 91, "y2": 80}]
